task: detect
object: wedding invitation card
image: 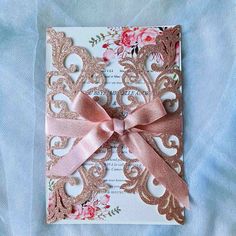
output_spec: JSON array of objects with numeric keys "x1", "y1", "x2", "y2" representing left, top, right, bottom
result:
[{"x1": 45, "y1": 26, "x2": 189, "y2": 225}]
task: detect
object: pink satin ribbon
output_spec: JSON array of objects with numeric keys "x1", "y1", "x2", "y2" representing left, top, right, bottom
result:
[{"x1": 46, "y1": 92, "x2": 189, "y2": 208}]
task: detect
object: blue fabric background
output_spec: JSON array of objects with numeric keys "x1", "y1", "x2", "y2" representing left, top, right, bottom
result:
[{"x1": 0, "y1": 0, "x2": 236, "y2": 235}]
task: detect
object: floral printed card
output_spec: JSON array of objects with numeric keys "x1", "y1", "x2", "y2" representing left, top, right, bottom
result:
[{"x1": 46, "y1": 26, "x2": 187, "y2": 225}]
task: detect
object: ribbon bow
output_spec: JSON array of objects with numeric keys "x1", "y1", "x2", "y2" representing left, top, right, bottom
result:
[{"x1": 46, "y1": 92, "x2": 189, "y2": 208}]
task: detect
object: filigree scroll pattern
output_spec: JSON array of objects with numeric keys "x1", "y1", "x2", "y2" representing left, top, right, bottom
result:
[
  {"x1": 117, "y1": 26, "x2": 185, "y2": 224},
  {"x1": 46, "y1": 28, "x2": 112, "y2": 223}
]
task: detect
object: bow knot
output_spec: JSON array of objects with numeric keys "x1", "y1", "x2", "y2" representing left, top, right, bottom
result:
[
  {"x1": 112, "y1": 118, "x2": 125, "y2": 135},
  {"x1": 46, "y1": 92, "x2": 189, "y2": 209}
]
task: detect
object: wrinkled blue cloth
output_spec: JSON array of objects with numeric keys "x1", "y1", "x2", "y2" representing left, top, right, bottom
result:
[{"x1": 0, "y1": 0, "x2": 236, "y2": 235}]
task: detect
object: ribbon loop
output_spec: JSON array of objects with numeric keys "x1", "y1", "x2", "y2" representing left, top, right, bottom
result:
[
  {"x1": 46, "y1": 92, "x2": 189, "y2": 208},
  {"x1": 72, "y1": 92, "x2": 110, "y2": 122},
  {"x1": 124, "y1": 97, "x2": 167, "y2": 130}
]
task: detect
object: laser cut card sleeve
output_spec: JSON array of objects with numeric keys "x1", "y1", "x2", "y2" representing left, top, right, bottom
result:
[{"x1": 45, "y1": 26, "x2": 189, "y2": 225}]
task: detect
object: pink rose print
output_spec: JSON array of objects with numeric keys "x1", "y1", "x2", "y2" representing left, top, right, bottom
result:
[
  {"x1": 89, "y1": 26, "x2": 179, "y2": 66},
  {"x1": 68, "y1": 205, "x2": 83, "y2": 220},
  {"x1": 82, "y1": 205, "x2": 96, "y2": 219},
  {"x1": 120, "y1": 28, "x2": 136, "y2": 47},
  {"x1": 175, "y1": 41, "x2": 180, "y2": 64},
  {"x1": 103, "y1": 48, "x2": 115, "y2": 62},
  {"x1": 66, "y1": 193, "x2": 113, "y2": 220},
  {"x1": 137, "y1": 28, "x2": 159, "y2": 47}
]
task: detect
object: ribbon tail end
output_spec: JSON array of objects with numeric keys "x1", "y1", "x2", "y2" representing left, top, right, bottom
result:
[
  {"x1": 183, "y1": 195, "x2": 190, "y2": 210},
  {"x1": 46, "y1": 168, "x2": 69, "y2": 178}
]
